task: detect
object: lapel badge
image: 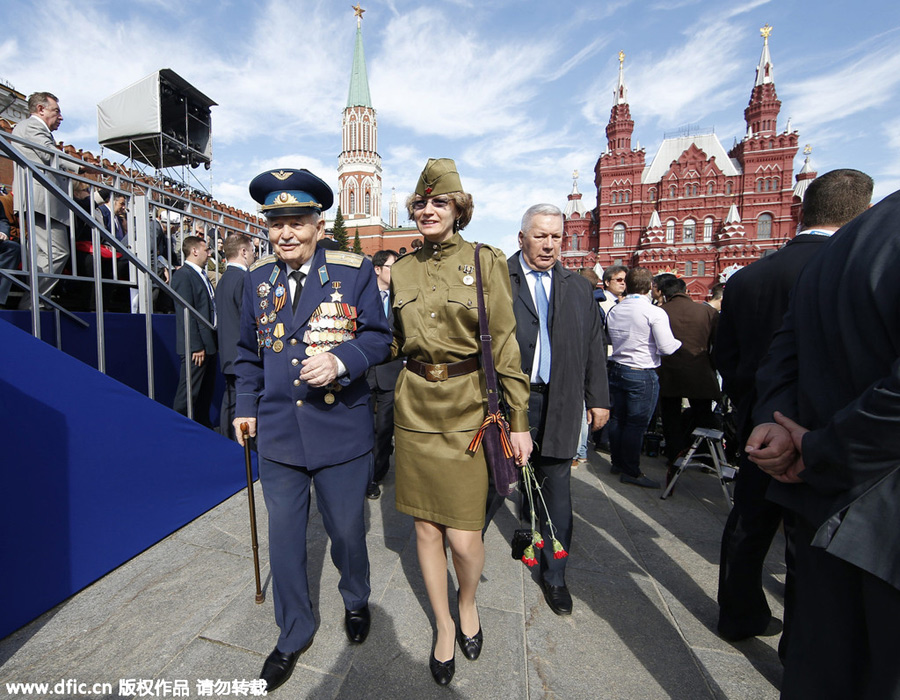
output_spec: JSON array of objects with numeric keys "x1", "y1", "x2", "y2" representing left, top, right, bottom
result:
[{"x1": 318, "y1": 265, "x2": 329, "y2": 285}]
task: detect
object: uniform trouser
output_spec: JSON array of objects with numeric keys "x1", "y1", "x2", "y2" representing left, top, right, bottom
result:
[
  {"x1": 780, "y1": 516, "x2": 900, "y2": 700},
  {"x1": 485, "y1": 388, "x2": 574, "y2": 587},
  {"x1": 20, "y1": 213, "x2": 69, "y2": 306},
  {"x1": 172, "y1": 354, "x2": 216, "y2": 427},
  {"x1": 717, "y1": 453, "x2": 783, "y2": 634},
  {"x1": 260, "y1": 453, "x2": 371, "y2": 653},
  {"x1": 371, "y1": 387, "x2": 395, "y2": 483},
  {"x1": 608, "y1": 363, "x2": 659, "y2": 477},
  {"x1": 0, "y1": 239, "x2": 22, "y2": 305}
]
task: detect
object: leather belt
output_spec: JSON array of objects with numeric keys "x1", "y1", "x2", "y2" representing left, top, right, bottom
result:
[
  {"x1": 530, "y1": 383, "x2": 549, "y2": 394},
  {"x1": 406, "y1": 357, "x2": 479, "y2": 382}
]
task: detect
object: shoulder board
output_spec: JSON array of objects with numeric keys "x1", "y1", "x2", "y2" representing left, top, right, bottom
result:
[
  {"x1": 250, "y1": 254, "x2": 277, "y2": 272},
  {"x1": 325, "y1": 251, "x2": 364, "y2": 268}
]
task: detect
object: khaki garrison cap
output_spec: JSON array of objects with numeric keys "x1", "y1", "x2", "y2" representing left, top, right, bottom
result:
[{"x1": 414, "y1": 158, "x2": 463, "y2": 197}]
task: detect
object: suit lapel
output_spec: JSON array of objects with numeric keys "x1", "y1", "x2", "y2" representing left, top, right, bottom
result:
[
  {"x1": 548, "y1": 262, "x2": 567, "y2": 333},
  {"x1": 513, "y1": 253, "x2": 538, "y2": 319}
]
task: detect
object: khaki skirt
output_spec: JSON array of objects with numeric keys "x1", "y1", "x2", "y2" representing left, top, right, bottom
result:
[{"x1": 394, "y1": 426, "x2": 488, "y2": 531}]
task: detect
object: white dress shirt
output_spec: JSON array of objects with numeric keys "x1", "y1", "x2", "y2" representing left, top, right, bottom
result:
[{"x1": 606, "y1": 294, "x2": 681, "y2": 369}]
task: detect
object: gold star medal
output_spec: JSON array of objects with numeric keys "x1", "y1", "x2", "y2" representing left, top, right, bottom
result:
[{"x1": 330, "y1": 281, "x2": 343, "y2": 303}]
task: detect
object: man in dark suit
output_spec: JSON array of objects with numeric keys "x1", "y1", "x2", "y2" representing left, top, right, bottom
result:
[
  {"x1": 215, "y1": 233, "x2": 256, "y2": 440},
  {"x1": 715, "y1": 169, "x2": 873, "y2": 644},
  {"x1": 489, "y1": 203, "x2": 610, "y2": 616},
  {"x1": 746, "y1": 185, "x2": 898, "y2": 698},
  {"x1": 171, "y1": 235, "x2": 217, "y2": 427},
  {"x1": 234, "y1": 168, "x2": 391, "y2": 692},
  {"x1": 365, "y1": 249, "x2": 402, "y2": 500}
]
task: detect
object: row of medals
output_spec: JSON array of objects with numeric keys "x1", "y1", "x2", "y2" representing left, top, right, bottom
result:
[{"x1": 256, "y1": 277, "x2": 357, "y2": 405}]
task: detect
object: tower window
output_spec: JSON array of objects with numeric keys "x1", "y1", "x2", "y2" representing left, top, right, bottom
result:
[
  {"x1": 666, "y1": 220, "x2": 675, "y2": 244},
  {"x1": 349, "y1": 190, "x2": 356, "y2": 214},
  {"x1": 703, "y1": 217, "x2": 714, "y2": 242},
  {"x1": 613, "y1": 223, "x2": 625, "y2": 247},
  {"x1": 683, "y1": 218, "x2": 695, "y2": 243},
  {"x1": 365, "y1": 191, "x2": 371, "y2": 214},
  {"x1": 698, "y1": 260, "x2": 705, "y2": 276},
  {"x1": 757, "y1": 213, "x2": 773, "y2": 239},
  {"x1": 725, "y1": 182, "x2": 733, "y2": 195}
]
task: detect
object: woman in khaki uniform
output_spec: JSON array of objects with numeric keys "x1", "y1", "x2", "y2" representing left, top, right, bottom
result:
[{"x1": 390, "y1": 159, "x2": 532, "y2": 685}]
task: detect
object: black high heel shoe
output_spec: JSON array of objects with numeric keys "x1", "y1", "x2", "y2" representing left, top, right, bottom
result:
[
  {"x1": 430, "y1": 623, "x2": 456, "y2": 686},
  {"x1": 456, "y1": 591, "x2": 484, "y2": 661}
]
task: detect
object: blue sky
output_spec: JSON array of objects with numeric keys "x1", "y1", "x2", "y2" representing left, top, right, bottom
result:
[{"x1": 3, "y1": 0, "x2": 899, "y2": 254}]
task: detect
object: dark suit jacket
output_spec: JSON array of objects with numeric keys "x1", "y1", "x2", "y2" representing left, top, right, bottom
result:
[
  {"x1": 366, "y1": 298, "x2": 404, "y2": 391},
  {"x1": 234, "y1": 246, "x2": 391, "y2": 469},
  {"x1": 754, "y1": 192, "x2": 900, "y2": 589},
  {"x1": 715, "y1": 233, "x2": 828, "y2": 439},
  {"x1": 658, "y1": 293, "x2": 719, "y2": 399},
  {"x1": 508, "y1": 253, "x2": 609, "y2": 459},
  {"x1": 172, "y1": 263, "x2": 217, "y2": 357},
  {"x1": 216, "y1": 264, "x2": 246, "y2": 375}
]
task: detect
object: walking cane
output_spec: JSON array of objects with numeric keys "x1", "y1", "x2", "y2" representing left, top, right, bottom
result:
[{"x1": 240, "y1": 422, "x2": 265, "y2": 604}]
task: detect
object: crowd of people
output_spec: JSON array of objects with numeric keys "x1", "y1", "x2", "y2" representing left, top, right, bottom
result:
[{"x1": 5, "y1": 91, "x2": 897, "y2": 699}]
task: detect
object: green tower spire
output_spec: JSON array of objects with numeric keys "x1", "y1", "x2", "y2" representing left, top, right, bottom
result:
[{"x1": 346, "y1": 21, "x2": 372, "y2": 109}]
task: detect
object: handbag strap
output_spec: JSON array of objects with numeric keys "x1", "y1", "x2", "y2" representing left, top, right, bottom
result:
[{"x1": 474, "y1": 243, "x2": 501, "y2": 414}]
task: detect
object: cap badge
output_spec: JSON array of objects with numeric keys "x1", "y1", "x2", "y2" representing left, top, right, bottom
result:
[
  {"x1": 276, "y1": 192, "x2": 299, "y2": 204},
  {"x1": 272, "y1": 170, "x2": 292, "y2": 181}
]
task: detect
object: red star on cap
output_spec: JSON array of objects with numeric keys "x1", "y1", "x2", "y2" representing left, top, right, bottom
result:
[{"x1": 425, "y1": 187, "x2": 433, "y2": 194}]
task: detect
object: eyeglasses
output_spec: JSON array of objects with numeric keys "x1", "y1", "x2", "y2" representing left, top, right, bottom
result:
[{"x1": 411, "y1": 197, "x2": 451, "y2": 211}]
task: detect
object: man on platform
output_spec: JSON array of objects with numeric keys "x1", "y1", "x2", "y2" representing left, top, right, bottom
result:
[
  {"x1": 365, "y1": 249, "x2": 402, "y2": 500},
  {"x1": 215, "y1": 233, "x2": 256, "y2": 440},
  {"x1": 11, "y1": 92, "x2": 82, "y2": 305},
  {"x1": 171, "y1": 235, "x2": 217, "y2": 426},
  {"x1": 489, "y1": 203, "x2": 609, "y2": 616},
  {"x1": 233, "y1": 168, "x2": 391, "y2": 692}
]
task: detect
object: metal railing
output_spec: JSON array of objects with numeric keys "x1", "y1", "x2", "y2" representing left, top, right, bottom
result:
[{"x1": 0, "y1": 129, "x2": 269, "y2": 419}]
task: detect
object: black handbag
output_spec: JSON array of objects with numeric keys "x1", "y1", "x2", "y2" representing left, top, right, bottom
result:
[{"x1": 466, "y1": 243, "x2": 519, "y2": 497}]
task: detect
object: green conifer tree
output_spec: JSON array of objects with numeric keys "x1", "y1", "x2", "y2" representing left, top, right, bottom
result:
[
  {"x1": 352, "y1": 229, "x2": 363, "y2": 255},
  {"x1": 332, "y1": 206, "x2": 349, "y2": 251}
]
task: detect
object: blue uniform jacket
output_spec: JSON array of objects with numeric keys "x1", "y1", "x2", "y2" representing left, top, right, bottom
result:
[{"x1": 234, "y1": 246, "x2": 391, "y2": 468}]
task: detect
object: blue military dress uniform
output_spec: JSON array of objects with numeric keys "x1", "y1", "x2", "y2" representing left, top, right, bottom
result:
[{"x1": 234, "y1": 169, "x2": 390, "y2": 657}]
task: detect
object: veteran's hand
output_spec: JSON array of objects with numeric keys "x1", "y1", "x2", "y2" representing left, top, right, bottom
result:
[
  {"x1": 300, "y1": 352, "x2": 339, "y2": 387},
  {"x1": 192, "y1": 349, "x2": 206, "y2": 367},
  {"x1": 234, "y1": 417, "x2": 256, "y2": 447},
  {"x1": 510, "y1": 431, "x2": 533, "y2": 467},
  {"x1": 588, "y1": 407, "x2": 610, "y2": 431}
]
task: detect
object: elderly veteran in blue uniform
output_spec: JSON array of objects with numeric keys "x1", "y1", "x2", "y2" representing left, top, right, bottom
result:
[{"x1": 233, "y1": 168, "x2": 391, "y2": 693}]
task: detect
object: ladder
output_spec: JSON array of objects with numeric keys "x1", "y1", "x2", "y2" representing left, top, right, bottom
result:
[{"x1": 660, "y1": 427, "x2": 736, "y2": 506}]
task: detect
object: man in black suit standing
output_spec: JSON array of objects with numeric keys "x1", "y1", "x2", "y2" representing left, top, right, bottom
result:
[
  {"x1": 216, "y1": 233, "x2": 256, "y2": 440},
  {"x1": 365, "y1": 249, "x2": 402, "y2": 500},
  {"x1": 489, "y1": 203, "x2": 609, "y2": 615},
  {"x1": 172, "y1": 235, "x2": 217, "y2": 427},
  {"x1": 746, "y1": 186, "x2": 900, "y2": 698},
  {"x1": 715, "y1": 169, "x2": 873, "y2": 643}
]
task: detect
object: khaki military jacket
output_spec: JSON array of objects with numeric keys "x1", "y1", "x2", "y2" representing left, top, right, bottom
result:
[{"x1": 390, "y1": 233, "x2": 529, "y2": 434}]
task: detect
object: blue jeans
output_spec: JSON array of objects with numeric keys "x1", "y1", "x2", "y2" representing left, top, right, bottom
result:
[{"x1": 608, "y1": 362, "x2": 659, "y2": 477}]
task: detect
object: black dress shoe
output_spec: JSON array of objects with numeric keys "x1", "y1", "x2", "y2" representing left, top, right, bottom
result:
[
  {"x1": 259, "y1": 642, "x2": 310, "y2": 693},
  {"x1": 429, "y1": 651, "x2": 456, "y2": 685},
  {"x1": 541, "y1": 581, "x2": 573, "y2": 616},
  {"x1": 366, "y1": 482, "x2": 380, "y2": 500},
  {"x1": 345, "y1": 605, "x2": 371, "y2": 644},
  {"x1": 456, "y1": 624, "x2": 483, "y2": 660},
  {"x1": 620, "y1": 472, "x2": 661, "y2": 489}
]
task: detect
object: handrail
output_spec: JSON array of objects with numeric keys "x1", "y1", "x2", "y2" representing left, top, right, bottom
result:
[{"x1": 0, "y1": 129, "x2": 269, "y2": 421}]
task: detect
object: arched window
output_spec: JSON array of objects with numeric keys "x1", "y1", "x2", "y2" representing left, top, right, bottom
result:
[
  {"x1": 649, "y1": 188, "x2": 657, "y2": 201},
  {"x1": 350, "y1": 122, "x2": 357, "y2": 150},
  {"x1": 666, "y1": 219, "x2": 675, "y2": 244},
  {"x1": 365, "y1": 191, "x2": 371, "y2": 214},
  {"x1": 703, "y1": 217, "x2": 714, "y2": 242},
  {"x1": 725, "y1": 181, "x2": 733, "y2": 195},
  {"x1": 698, "y1": 260, "x2": 705, "y2": 276},
  {"x1": 349, "y1": 190, "x2": 356, "y2": 214},
  {"x1": 669, "y1": 185, "x2": 677, "y2": 198},
  {"x1": 774, "y1": 177, "x2": 780, "y2": 190},
  {"x1": 756, "y1": 179, "x2": 763, "y2": 193},
  {"x1": 685, "y1": 261, "x2": 693, "y2": 277},
  {"x1": 624, "y1": 191, "x2": 630, "y2": 203},
  {"x1": 571, "y1": 233, "x2": 580, "y2": 251},
  {"x1": 694, "y1": 184, "x2": 700, "y2": 196},
  {"x1": 757, "y1": 212, "x2": 773, "y2": 239},
  {"x1": 685, "y1": 185, "x2": 691, "y2": 197},
  {"x1": 611, "y1": 192, "x2": 618, "y2": 204},
  {"x1": 707, "y1": 182, "x2": 714, "y2": 195},
  {"x1": 620, "y1": 155, "x2": 625, "y2": 165},
  {"x1": 683, "y1": 218, "x2": 696, "y2": 243},
  {"x1": 613, "y1": 223, "x2": 625, "y2": 247}
]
